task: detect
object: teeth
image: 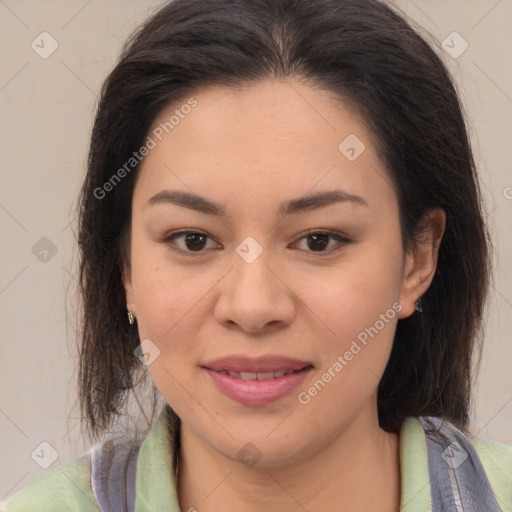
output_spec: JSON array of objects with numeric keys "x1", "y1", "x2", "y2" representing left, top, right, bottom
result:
[
  {"x1": 217, "y1": 369, "x2": 300, "y2": 380},
  {"x1": 253, "y1": 372, "x2": 274, "y2": 380}
]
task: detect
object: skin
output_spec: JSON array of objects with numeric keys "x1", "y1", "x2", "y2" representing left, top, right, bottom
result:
[{"x1": 124, "y1": 77, "x2": 445, "y2": 512}]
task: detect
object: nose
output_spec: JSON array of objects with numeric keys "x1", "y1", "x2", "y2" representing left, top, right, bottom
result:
[{"x1": 213, "y1": 244, "x2": 295, "y2": 333}]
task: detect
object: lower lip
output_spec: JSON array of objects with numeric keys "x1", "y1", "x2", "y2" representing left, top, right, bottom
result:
[{"x1": 204, "y1": 367, "x2": 313, "y2": 406}]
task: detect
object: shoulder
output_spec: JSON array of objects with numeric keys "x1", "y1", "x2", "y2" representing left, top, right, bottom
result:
[
  {"x1": 470, "y1": 432, "x2": 512, "y2": 467},
  {"x1": 0, "y1": 452, "x2": 99, "y2": 512},
  {"x1": 469, "y1": 433, "x2": 512, "y2": 504}
]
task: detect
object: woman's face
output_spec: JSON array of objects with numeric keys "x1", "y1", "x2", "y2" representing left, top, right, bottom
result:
[{"x1": 124, "y1": 78, "x2": 437, "y2": 466}]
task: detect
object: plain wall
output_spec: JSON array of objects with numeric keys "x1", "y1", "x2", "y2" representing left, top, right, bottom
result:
[{"x1": 1, "y1": 0, "x2": 511, "y2": 498}]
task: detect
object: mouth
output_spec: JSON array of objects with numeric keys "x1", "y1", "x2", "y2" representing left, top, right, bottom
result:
[
  {"x1": 203, "y1": 354, "x2": 314, "y2": 373},
  {"x1": 208, "y1": 366, "x2": 313, "y2": 381},
  {"x1": 201, "y1": 354, "x2": 314, "y2": 405},
  {"x1": 202, "y1": 363, "x2": 314, "y2": 406}
]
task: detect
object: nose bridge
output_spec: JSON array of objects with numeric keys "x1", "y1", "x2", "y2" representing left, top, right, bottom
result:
[
  {"x1": 232, "y1": 234, "x2": 278, "y2": 301},
  {"x1": 215, "y1": 234, "x2": 294, "y2": 332}
]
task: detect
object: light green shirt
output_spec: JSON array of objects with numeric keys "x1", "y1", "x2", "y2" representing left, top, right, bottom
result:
[{"x1": 2, "y1": 406, "x2": 511, "y2": 511}]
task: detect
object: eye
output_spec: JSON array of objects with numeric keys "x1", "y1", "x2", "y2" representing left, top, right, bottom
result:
[
  {"x1": 293, "y1": 230, "x2": 351, "y2": 256},
  {"x1": 161, "y1": 230, "x2": 218, "y2": 256}
]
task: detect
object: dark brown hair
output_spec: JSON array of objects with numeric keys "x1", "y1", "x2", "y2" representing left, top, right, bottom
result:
[{"x1": 76, "y1": 0, "x2": 491, "y2": 455}]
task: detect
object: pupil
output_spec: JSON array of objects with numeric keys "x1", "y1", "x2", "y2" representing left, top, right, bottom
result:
[
  {"x1": 308, "y1": 234, "x2": 329, "y2": 251},
  {"x1": 185, "y1": 233, "x2": 206, "y2": 251}
]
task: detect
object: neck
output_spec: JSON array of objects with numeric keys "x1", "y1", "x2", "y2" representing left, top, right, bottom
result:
[{"x1": 176, "y1": 412, "x2": 401, "y2": 512}]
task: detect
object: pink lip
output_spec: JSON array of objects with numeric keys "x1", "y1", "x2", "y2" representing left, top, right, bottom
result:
[
  {"x1": 204, "y1": 367, "x2": 313, "y2": 406},
  {"x1": 203, "y1": 354, "x2": 313, "y2": 373}
]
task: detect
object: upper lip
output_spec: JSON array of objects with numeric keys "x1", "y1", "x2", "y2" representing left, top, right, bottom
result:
[{"x1": 203, "y1": 355, "x2": 314, "y2": 373}]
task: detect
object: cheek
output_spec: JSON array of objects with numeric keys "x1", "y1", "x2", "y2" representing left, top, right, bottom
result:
[
  {"x1": 292, "y1": 271, "x2": 401, "y2": 422},
  {"x1": 130, "y1": 250, "x2": 212, "y2": 412},
  {"x1": 133, "y1": 262, "x2": 210, "y2": 342},
  {"x1": 293, "y1": 244, "x2": 403, "y2": 399},
  {"x1": 298, "y1": 245, "x2": 402, "y2": 339},
  {"x1": 129, "y1": 231, "x2": 225, "y2": 355}
]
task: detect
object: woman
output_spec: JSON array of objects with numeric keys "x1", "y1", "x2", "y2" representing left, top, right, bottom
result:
[{"x1": 2, "y1": 0, "x2": 511, "y2": 510}]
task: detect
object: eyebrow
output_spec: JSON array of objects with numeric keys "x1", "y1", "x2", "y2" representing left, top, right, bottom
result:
[{"x1": 147, "y1": 189, "x2": 368, "y2": 217}]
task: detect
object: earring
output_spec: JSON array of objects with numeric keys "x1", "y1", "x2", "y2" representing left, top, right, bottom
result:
[
  {"x1": 127, "y1": 309, "x2": 135, "y2": 325},
  {"x1": 415, "y1": 298, "x2": 423, "y2": 313}
]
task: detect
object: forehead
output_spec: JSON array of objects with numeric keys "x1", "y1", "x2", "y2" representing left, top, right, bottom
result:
[{"x1": 134, "y1": 78, "x2": 396, "y2": 216}]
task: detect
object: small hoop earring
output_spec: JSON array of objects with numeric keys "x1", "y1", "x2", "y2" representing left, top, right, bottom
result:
[
  {"x1": 127, "y1": 309, "x2": 135, "y2": 325},
  {"x1": 415, "y1": 298, "x2": 423, "y2": 313}
]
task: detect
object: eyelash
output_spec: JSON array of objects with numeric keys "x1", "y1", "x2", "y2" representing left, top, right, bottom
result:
[{"x1": 160, "y1": 229, "x2": 352, "y2": 258}]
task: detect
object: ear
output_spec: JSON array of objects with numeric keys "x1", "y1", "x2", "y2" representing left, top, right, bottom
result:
[
  {"x1": 123, "y1": 262, "x2": 137, "y2": 318},
  {"x1": 398, "y1": 207, "x2": 446, "y2": 319}
]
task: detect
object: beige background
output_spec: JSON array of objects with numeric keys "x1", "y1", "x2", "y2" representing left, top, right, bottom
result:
[{"x1": 1, "y1": 0, "x2": 511, "y2": 498}]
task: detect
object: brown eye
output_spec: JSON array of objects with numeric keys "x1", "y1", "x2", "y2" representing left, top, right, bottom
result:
[
  {"x1": 307, "y1": 233, "x2": 330, "y2": 252},
  {"x1": 182, "y1": 232, "x2": 208, "y2": 251},
  {"x1": 162, "y1": 230, "x2": 217, "y2": 256},
  {"x1": 294, "y1": 230, "x2": 351, "y2": 256}
]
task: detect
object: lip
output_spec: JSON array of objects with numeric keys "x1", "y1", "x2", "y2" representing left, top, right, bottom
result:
[
  {"x1": 204, "y1": 366, "x2": 313, "y2": 406},
  {"x1": 203, "y1": 354, "x2": 314, "y2": 373}
]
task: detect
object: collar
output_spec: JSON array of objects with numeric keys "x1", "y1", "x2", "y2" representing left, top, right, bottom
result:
[{"x1": 134, "y1": 406, "x2": 180, "y2": 511}]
